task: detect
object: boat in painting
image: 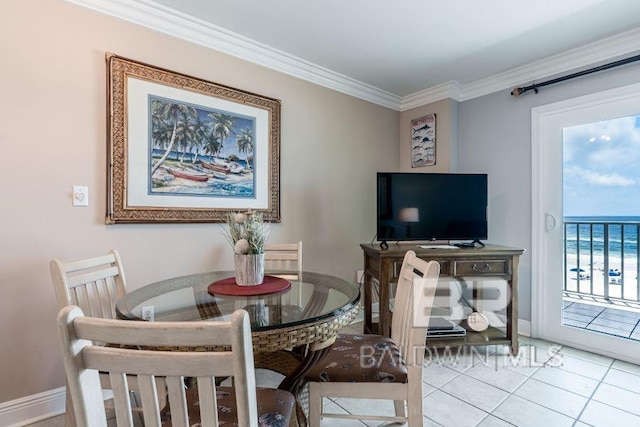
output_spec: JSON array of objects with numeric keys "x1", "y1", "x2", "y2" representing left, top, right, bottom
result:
[
  {"x1": 201, "y1": 160, "x2": 231, "y2": 174},
  {"x1": 229, "y1": 162, "x2": 245, "y2": 174},
  {"x1": 210, "y1": 171, "x2": 229, "y2": 180},
  {"x1": 164, "y1": 166, "x2": 210, "y2": 182}
]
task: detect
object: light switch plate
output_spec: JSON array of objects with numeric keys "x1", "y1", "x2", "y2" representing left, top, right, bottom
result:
[{"x1": 72, "y1": 185, "x2": 89, "y2": 207}]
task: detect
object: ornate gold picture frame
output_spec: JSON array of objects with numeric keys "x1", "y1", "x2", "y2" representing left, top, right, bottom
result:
[{"x1": 106, "y1": 53, "x2": 281, "y2": 224}]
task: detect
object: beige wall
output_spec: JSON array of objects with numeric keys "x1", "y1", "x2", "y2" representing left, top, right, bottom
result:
[
  {"x1": 0, "y1": 0, "x2": 399, "y2": 403},
  {"x1": 399, "y1": 99, "x2": 459, "y2": 172}
]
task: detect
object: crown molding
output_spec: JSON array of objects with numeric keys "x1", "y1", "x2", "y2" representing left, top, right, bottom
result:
[
  {"x1": 63, "y1": 0, "x2": 402, "y2": 110},
  {"x1": 65, "y1": 0, "x2": 640, "y2": 111},
  {"x1": 459, "y1": 27, "x2": 640, "y2": 102},
  {"x1": 400, "y1": 81, "x2": 463, "y2": 111},
  {"x1": 399, "y1": 27, "x2": 640, "y2": 109}
]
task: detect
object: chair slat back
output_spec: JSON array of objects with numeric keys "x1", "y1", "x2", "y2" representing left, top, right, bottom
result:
[
  {"x1": 57, "y1": 306, "x2": 258, "y2": 427},
  {"x1": 391, "y1": 250, "x2": 440, "y2": 365},
  {"x1": 50, "y1": 250, "x2": 127, "y2": 320},
  {"x1": 264, "y1": 241, "x2": 302, "y2": 274}
]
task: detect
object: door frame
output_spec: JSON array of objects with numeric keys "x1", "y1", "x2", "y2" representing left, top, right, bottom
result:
[{"x1": 531, "y1": 82, "x2": 640, "y2": 364}]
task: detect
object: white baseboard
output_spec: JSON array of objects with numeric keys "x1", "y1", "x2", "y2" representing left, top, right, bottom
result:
[
  {"x1": 0, "y1": 387, "x2": 65, "y2": 427},
  {"x1": 518, "y1": 319, "x2": 532, "y2": 337}
]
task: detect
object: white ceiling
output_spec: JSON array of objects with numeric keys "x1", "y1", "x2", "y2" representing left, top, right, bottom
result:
[{"x1": 68, "y1": 0, "x2": 640, "y2": 109}]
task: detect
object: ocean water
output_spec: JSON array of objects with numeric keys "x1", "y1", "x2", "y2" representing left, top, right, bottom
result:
[
  {"x1": 151, "y1": 149, "x2": 249, "y2": 167},
  {"x1": 564, "y1": 216, "x2": 640, "y2": 260}
]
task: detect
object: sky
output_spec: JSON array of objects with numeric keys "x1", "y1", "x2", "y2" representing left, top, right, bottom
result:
[{"x1": 563, "y1": 114, "x2": 640, "y2": 217}]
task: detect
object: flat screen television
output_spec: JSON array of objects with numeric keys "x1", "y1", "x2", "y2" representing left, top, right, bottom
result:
[{"x1": 376, "y1": 172, "x2": 488, "y2": 246}]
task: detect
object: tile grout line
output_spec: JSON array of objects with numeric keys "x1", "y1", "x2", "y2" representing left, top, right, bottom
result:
[
  {"x1": 431, "y1": 343, "x2": 547, "y2": 425},
  {"x1": 571, "y1": 354, "x2": 614, "y2": 424},
  {"x1": 455, "y1": 342, "x2": 636, "y2": 425},
  {"x1": 483, "y1": 343, "x2": 589, "y2": 425},
  {"x1": 589, "y1": 361, "x2": 640, "y2": 419},
  {"x1": 563, "y1": 303, "x2": 639, "y2": 340}
]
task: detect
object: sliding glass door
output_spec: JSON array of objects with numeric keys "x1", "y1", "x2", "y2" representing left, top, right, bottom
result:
[{"x1": 532, "y1": 83, "x2": 640, "y2": 364}]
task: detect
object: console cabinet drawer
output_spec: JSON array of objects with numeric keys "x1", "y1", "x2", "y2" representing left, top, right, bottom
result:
[
  {"x1": 452, "y1": 259, "x2": 507, "y2": 276},
  {"x1": 392, "y1": 258, "x2": 450, "y2": 278}
]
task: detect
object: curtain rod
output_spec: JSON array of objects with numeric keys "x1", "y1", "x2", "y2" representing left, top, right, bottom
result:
[{"x1": 511, "y1": 53, "x2": 640, "y2": 97}]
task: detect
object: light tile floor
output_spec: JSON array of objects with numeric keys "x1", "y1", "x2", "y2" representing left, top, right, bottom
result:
[
  {"x1": 312, "y1": 321, "x2": 640, "y2": 426},
  {"x1": 27, "y1": 321, "x2": 640, "y2": 427}
]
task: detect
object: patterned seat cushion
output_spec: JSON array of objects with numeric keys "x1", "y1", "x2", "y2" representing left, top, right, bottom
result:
[
  {"x1": 305, "y1": 334, "x2": 408, "y2": 383},
  {"x1": 160, "y1": 386, "x2": 295, "y2": 426}
]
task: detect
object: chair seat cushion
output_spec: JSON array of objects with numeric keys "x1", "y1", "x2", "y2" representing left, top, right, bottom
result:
[
  {"x1": 160, "y1": 386, "x2": 295, "y2": 426},
  {"x1": 305, "y1": 334, "x2": 408, "y2": 383}
]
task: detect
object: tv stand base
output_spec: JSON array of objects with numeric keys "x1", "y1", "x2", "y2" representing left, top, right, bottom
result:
[
  {"x1": 360, "y1": 243, "x2": 523, "y2": 354},
  {"x1": 453, "y1": 239, "x2": 485, "y2": 248}
]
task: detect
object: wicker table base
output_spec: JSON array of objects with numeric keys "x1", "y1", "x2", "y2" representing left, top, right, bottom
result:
[
  {"x1": 254, "y1": 304, "x2": 361, "y2": 427},
  {"x1": 116, "y1": 270, "x2": 362, "y2": 426}
]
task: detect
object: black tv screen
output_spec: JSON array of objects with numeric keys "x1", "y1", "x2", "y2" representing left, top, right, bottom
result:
[{"x1": 376, "y1": 172, "x2": 488, "y2": 243}]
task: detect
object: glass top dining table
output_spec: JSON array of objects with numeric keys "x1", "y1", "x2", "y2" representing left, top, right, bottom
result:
[
  {"x1": 116, "y1": 270, "x2": 360, "y2": 338},
  {"x1": 115, "y1": 269, "x2": 360, "y2": 424}
]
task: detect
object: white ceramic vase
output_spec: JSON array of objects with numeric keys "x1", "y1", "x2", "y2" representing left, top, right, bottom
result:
[{"x1": 234, "y1": 253, "x2": 265, "y2": 286}]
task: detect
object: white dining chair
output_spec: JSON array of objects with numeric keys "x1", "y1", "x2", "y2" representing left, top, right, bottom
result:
[
  {"x1": 264, "y1": 241, "x2": 302, "y2": 278},
  {"x1": 49, "y1": 250, "x2": 166, "y2": 424},
  {"x1": 258, "y1": 241, "x2": 307, "y2": 409},
  {"x1": 305, "y1": 250, "x2": 440, "y2": 426},
  {"x1": 264, "y1": 241, "x2": 303, "y2": 311},
  {"x1": 50, "y1": 250, "x2": 127, "y2": 320},
  {"x1": 57, "y1": 306, "x2": 295, "y2": 427}
]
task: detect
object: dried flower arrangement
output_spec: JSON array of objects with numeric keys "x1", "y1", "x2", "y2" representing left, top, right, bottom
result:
[{"x1": 224, "y1": 210, "x2": 271, "y2": 255}]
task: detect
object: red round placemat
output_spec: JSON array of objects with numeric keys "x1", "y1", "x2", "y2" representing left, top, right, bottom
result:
[{"x1": 207, "y1": 275, "x2": 291, "y2": 296}]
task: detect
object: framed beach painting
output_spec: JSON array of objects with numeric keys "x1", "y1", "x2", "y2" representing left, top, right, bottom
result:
[
  {"x1": 411, "y1": 113, "x2": 436, "y2": 167},
  {"x1": 106, "y1": 54, "x2": 281, "y2": 223}
]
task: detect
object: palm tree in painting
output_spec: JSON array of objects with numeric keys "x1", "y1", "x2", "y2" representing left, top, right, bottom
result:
[
  {"x1": 208, "y1": 112, "x2": 235, "y2": 159},
  {"x1": 176, "y1": 120, "x2": 191, "y2": 164},
  {"x1": 151, "y1": 101, "x2": 197, "y2": 175},
  {"x1": 151, "y1": 122, "x2": 171, "y2": 155},
  {"x1": 150, "y1": 101, "x2": 171, "y2": 154},
  {"x1": 187, "y1": 114, "x2": 209, "y2": 164},
  {"x1": 203, "y1": 133, "x2": 222, "y2": 160},
  {"x1": 235, "y1": 128, "x2": 254, "y2": 169},
  {"x1": 177, "y1": 113, "x2": 203, "y2": 164}
]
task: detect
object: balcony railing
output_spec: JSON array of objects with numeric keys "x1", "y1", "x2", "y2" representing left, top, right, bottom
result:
[{"x1": 564, "y1": 220, "x2": 640, "y2": 303}]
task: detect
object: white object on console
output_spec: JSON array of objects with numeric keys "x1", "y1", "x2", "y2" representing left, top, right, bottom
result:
[{"x1": 467, "y1": 312, "x2": 490, "y2": 331}]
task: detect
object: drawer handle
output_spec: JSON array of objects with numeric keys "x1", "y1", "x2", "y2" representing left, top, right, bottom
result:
[{"x1": 472, "y1": 263, "x2": 491, "y2": 272}]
